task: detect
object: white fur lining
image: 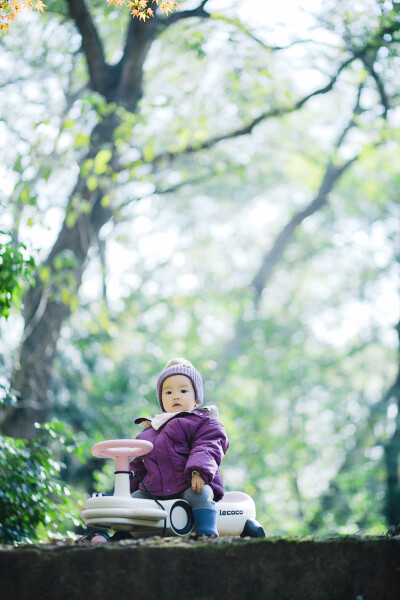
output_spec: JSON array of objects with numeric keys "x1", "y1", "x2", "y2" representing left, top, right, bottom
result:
[{"x1": 150, "y1": 405, "x2": 220, "y2": 430}]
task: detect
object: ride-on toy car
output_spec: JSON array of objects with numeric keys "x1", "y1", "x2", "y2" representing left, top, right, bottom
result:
[{"x1": 81, "y1": 439, "x2": 266, "y2": 538}]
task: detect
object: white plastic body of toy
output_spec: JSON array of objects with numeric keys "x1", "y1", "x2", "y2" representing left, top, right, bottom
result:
[{"x1": 80, "y1": 439, "x2": 265, "y2": 538}]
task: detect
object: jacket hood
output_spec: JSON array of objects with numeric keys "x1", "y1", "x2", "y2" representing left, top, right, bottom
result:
[{"x1": 134, "y1": 405, "x2": 220, "y2": 427}]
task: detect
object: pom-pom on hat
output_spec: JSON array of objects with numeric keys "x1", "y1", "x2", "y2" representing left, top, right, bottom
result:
[{"x1": 156, "y1": 357, "x2": 203, "y2": 411}]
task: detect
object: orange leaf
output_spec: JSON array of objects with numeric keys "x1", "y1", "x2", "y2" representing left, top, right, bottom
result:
[{"x1": 34, "y1": 0, "x2": 46, "y2": 12}]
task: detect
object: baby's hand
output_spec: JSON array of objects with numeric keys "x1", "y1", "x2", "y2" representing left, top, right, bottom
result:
[
  {"x1": 191, "y1": 471, "x2": 205, "y2": 493},
  {"x1": 140, "y1": 419, "x2": 152, "y2": 429}
]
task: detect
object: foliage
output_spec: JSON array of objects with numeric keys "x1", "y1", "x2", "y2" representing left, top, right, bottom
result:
[
  {"x1": 107, "y1": 0, "x2": 179, "y2": 20},
  {"x1": 1, "y1": 0, "x2": 400, "y2": 540},
  {"x1": 0, "y1": 0, "x2": 179, "y2": 33},
  {"x1": 0, "y1": 412, "x2": 85, "y2": 544},
  {"x1": 0, "y1": 0, "x2": 46, "y2": 33},
  {"x1": 0, "y1": 237, "x2": 36, "y2": 320}
]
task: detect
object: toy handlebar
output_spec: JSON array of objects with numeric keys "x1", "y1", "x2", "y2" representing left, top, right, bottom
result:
[{"x1": 91, "y1": 439, "x2": 153, "y2": 497}]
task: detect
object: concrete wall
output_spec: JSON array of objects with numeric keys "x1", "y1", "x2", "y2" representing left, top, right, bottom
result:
[{"x1": 1, "y1": 536, "x2": 400, "y2": 600}]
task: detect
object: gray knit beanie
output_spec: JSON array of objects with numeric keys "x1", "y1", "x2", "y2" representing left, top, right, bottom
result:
[{"x1": 156, "y1": 357, "x2": 203, "y2": 411}]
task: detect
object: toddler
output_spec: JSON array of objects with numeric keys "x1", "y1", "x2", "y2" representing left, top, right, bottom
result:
[{"x1": 129, "y1": 357, "x2": 229, "y2": 537}]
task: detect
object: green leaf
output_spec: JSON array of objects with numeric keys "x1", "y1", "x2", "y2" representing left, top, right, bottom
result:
[
  {"x1": 142, "y1": 144, "x2": 155, "y2": 163},
  {"x1": 75, "y1": 133, "x2": 90, "y2": 148},
  {"x1": 65, "y1": 211, "x2": 78, "y2": 229},
  {"x1": 94, "y1": 149, "x2": 112, "y2": 175},
  {"x1": 39, "y1": 266, "x2": 51, "y2": 282},
  {"x1": 87, "y1": 175, "x2": 98, "y2": 191},
  {"x1": 62, "y1": 119, "x2": 75, "y2": 130}
]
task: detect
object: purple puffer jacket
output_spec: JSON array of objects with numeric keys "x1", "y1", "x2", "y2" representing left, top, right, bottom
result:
[{"x1": 129, "y1": 410, "x2": 229, "y2": 501}]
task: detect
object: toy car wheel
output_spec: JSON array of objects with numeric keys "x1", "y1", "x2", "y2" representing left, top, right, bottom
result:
[
  {"x1": 240, "y1": 518, "x2": 266, "y2": 538},
  {"x1": 169, "y1": 500, "x2": 194, "y2": 536}
]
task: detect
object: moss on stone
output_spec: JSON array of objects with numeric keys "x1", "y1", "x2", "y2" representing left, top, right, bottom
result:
[{"x1": 1, "y1": 536, "x2": 400, "y2": 600}]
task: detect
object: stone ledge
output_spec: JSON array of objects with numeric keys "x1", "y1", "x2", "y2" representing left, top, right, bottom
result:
[{"x1": 1, "y1": 536, "x2": 400, "y2": 600}]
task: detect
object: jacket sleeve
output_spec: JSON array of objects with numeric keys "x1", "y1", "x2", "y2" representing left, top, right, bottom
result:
[
  {"x1": 184, "y1": 418, "x2": 229, "y2": 485},
  {"x1": 129, "y1": 455, "x2": 147, "y2": 493}
]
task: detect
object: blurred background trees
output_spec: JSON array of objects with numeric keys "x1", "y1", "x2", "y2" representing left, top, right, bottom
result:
[{"x1": 1, "y1": 0, "x2": 400, "y2": 541}]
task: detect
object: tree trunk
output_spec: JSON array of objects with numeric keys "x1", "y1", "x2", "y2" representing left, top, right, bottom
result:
[
  {"x1": 1, "y1": 2, "x2": 390, "y2": 440},
  {"x1": 383, "y1": 319, "x2": 400, "y2": 527},
  {"x1": 1, "y1": 116, "x2": 116, "y2": 437},
  {"x1": 0, "y1": 1, "x2": 213, "y2": 438},
  {"x1": 0, "y1": 10, "x2": 156, "y2": 438}
]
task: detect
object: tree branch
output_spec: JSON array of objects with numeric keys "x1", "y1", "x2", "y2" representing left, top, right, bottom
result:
[
  {"x1": 251, "y1": 156, "x2": 358, "y2": 309},
  {"x1": 146, "y1": 56, "x2": 356, "y2": 167},
  {"x1": 117, "y1": 17, "x2": 159, "y2": 109},
  {"x1": 117, "y1": 174, "x2": 210, "y2": 211},
  {"x1": 360, "y1": 54, "x2": 390, "y2": 119},
  {"x1": 65, "y1": 0, "x2": 108, "y2": 94},
  {"x1": 250, "y1": 83, "x2": 365, "y2": 309},
  {"x1": 220, "y1": 85, "x2": 365, "y2": 366},
  {"x1": 156, "y1": 0, "x2": 211, "y2": 29}
]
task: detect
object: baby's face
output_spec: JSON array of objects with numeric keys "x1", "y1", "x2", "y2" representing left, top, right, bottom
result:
[{"x1": 161, "y1": 374, "x2": 197, "y2": 413}]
